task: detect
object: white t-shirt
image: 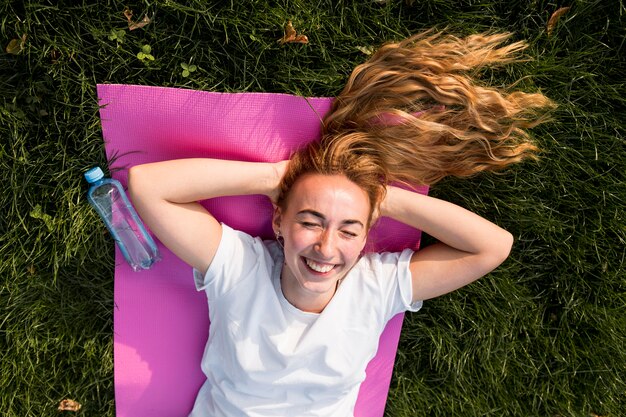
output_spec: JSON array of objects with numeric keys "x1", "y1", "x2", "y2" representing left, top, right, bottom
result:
[{"x1": 189, "y1": 224, "x2": 422, "y2": 417}]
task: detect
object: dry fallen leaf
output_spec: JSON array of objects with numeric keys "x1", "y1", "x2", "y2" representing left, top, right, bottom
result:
[
  {"x1": 278, "y1": 20, "x2": 308, "y2": 45},
  {"x1": 6, "y1": 34, "x2": 27, "y2": 55},
  {"x1": 547, "y1": 7, "x2": 571, "y2": 36},
  {"x1": 130, "y1": 15, "x2": 151, "y2": 30},
  {"x1": 58, "y1": 399, "x2": 82, "y2": 412},
  {"x1": 357, "y1": 45, "x2": 374, "y2": 56},
  {"x1": 123, "y1": 8, "x2": 151, "y2": 31}
]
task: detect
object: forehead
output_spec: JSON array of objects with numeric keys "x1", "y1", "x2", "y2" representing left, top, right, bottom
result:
[{"x1": 285, "y1": 173, "x2": 370, "y2": 222}]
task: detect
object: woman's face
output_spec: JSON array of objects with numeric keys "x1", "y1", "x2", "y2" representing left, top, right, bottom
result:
[{"x1": 273, "y1": 173, "x2": 371, "y2": 306}]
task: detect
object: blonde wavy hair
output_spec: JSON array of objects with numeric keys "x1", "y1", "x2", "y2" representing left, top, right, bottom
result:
[{"x1": 277, "y1": 29, "x2": 555, "y2": 226}]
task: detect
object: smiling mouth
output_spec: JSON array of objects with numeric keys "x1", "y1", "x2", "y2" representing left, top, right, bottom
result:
[{"x1": 303, "y1": 257, "x2": 336, "y2": 274}]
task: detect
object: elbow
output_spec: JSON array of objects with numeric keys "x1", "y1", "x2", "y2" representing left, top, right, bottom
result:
[
  {"x1": 474, "y1": 230, "x2": 513, "y2": 280},
  {"x1": 127, "y1": 165, "x2": 139, "y2": 199},
  {"x1": 127, "y1": 164, "x2": 148, "y2": 202},
  {"x1": 493, "y1": 230, "x2": 514, "y2": 266}
]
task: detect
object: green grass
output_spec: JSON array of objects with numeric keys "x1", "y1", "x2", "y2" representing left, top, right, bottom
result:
[{"x1": 1, "y1": 0, "x2": 624, "y2": 416}]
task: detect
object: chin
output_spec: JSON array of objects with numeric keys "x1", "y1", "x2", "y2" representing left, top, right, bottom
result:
[
  {"x1": 300, "y1": 279, "x2": 338, "y2": 294},
  {"x1": 296, "y1": 268, "x2": 341, "y2": 294}
]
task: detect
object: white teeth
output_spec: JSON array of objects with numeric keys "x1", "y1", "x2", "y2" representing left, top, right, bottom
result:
[{"x1": 305, "y1": 258, "x2": 334, "y2": 273}]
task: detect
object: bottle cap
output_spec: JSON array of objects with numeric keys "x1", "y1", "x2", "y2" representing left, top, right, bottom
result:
[{"x1": 84, "y1": 166, "x2": 104, "y2": 183}]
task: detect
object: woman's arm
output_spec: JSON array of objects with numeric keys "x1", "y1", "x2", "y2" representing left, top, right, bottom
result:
[
  {"x1": 127, "y1": 159, "x2": 286, "y2": 274},
  {"x1": 380, "y1": 186, "x2": 513, "y2": 302}
]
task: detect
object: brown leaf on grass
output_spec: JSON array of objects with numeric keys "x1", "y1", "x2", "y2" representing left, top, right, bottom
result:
[
  {"x1": 547, "y1": 7, "x2": 571, "y2": 36},
  {"x1": 357, "y1": 45, "x2": 374, "y2": 56},
  {"x1": 129, "y1": 15, "x2": 151, "y2": 30},
  {"x1": 123, "y1": 8, "x2": 151, "y2": 31},
  {"x1": 58, "y1": 399, "x2": 82, "y2": 412},
  {"x1": 6, "y1": 34, "x2": 27, "y2": 55},
  {"x1": 278, "y1": 21, "x2": 308, "y2": 45}
]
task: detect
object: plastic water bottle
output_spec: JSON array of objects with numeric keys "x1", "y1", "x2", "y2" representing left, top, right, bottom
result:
[{"x1": 85, "y1": 166, "x2": 161, "y2": 271}]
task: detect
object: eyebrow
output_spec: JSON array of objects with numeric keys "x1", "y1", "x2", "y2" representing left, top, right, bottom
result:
[{"x1": 296, "y1": 209, "x2": 365, "y2": 228}]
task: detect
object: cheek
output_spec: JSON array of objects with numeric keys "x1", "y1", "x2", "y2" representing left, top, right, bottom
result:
[
  {"x1": 283, "y1": 228, "x2": 314, "y2": 254},
  {"x1": 340, "y1": 239, "x2": 367, "y2": 263}
]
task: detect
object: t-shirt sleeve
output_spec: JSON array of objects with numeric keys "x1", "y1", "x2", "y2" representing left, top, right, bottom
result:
[
  {"x1": 192, "y1": 224, "x2": 267, "y2": 301},
  {"x1": 370, "y1": 248, "x2": 423, "y2": 322}
]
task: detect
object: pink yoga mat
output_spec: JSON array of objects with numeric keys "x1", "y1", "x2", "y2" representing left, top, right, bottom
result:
[{"x1": 97, "y1": 84, "x2": 428, "y2": 417}]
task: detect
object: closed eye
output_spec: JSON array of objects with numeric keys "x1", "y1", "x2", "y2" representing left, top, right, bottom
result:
[{"x1": 300, "y1": 221, "x2": 320, "y2": 228}]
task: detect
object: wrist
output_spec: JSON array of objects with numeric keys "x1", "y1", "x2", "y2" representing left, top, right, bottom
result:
[
  {"x1": 259, "y1": 160, "x2": 288, "y2": 199},
  {"x1": 379, "y1": 185, "x2": 399, "y2": 218}
]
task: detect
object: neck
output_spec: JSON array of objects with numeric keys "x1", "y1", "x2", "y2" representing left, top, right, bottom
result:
[{"x1": 280, "y1": 271, "x2": 338, "y2": 314}]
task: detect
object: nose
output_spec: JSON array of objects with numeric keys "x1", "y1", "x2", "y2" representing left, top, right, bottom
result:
[{"x1": 314, "y1": 229, "x2": 336, "y2": 259}]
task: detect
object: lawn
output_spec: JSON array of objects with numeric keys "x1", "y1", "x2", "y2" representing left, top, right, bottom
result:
[{"x1": 1, "y1": 0, "x2": 624, "y2": 416}]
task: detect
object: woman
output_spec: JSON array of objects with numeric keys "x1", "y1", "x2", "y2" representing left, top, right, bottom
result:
[{"x1": 128, "y1": 30, "x2": 553, "y2": 416}]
